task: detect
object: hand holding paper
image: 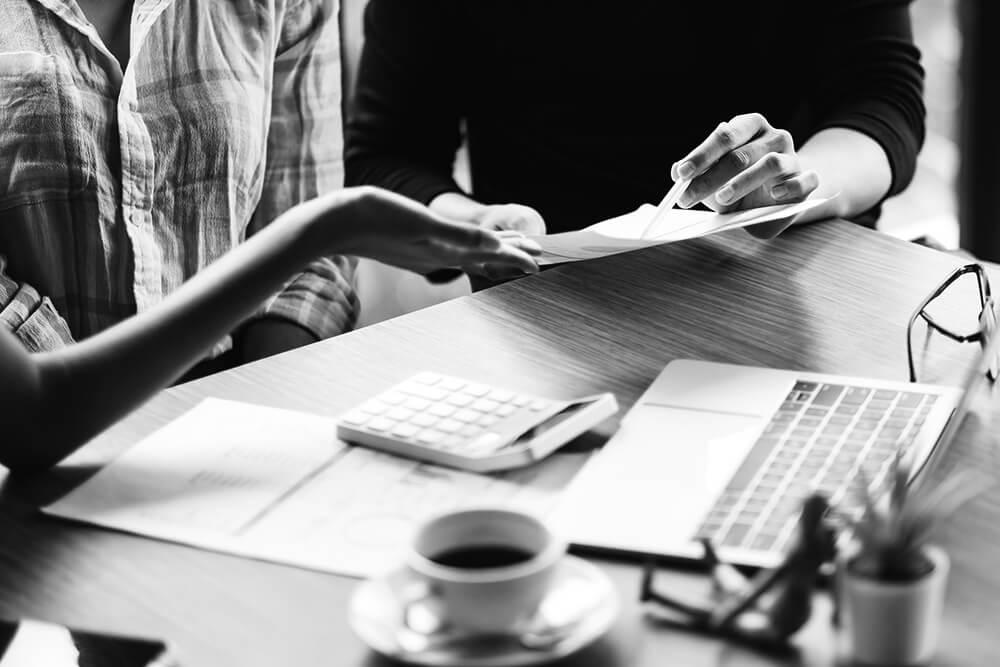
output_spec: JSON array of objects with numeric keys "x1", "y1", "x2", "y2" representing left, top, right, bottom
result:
[
  {"x1": 529, "y1": 197, "x2": 830, "y2": 265},
  {"x1": 672, "y1": 113, "x2": 820, "y2": 212}
]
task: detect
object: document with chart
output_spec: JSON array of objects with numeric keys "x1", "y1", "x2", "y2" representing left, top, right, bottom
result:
[
  {"x1": 44, "y1": 399, "x2": 589, "y2": 578},
  {"x1": 531, "y1": 197, "x2": 829, "y2": 265}
]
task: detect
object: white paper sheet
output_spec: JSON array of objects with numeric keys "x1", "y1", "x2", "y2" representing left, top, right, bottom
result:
[
  {"x1": 531, "y1": 197, "x2": 829, "y2": 265},
  {"x1": 0, "y1": 621, "x2": 79, "y2": 667},
  {"x1": 44, "y1": 399, "x2": 589, "y2": 578}
]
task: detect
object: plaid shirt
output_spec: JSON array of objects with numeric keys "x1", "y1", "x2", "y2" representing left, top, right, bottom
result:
[{"x1": 0, "y1": 0, "x2": 357, "y2": 354}]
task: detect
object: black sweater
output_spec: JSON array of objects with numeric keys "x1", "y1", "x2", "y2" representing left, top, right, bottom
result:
[{"x1": 345, "y1": 1, "x2": 925, "y2": 232}]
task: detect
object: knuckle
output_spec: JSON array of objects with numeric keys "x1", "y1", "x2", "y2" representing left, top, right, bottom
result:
[
  {"x1": 774, "y1": 129, "x2": 794, "y2": 150},
  {"x1": 691, "y1": 153, "x2": 708, "y2": 169},
  {"x1": 747, "y1": 112, "x2": 768, "y2": 129},
  {"x1": 729, "y1": 149, "x2": 752, "y2": 170},
  {"x1": 714, "y1": 122, "x2": 737, "y2": 148},
  {"x1": 763, "y1": 152, "x2": 785, "y2": 172},
  {"x1": 683, "y1": 153, "x2": 705, "y2": 172}
]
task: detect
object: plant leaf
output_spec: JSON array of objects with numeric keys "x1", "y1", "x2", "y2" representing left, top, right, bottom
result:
[
  {"x1": 890, "y1": 449, "x2": 909, "y2": 516},
  {"x1": 853, "y1": 466, "x2": 878, "y2": 521},
  {"x1": 842, "y1": 458, "x2": 992, "y2": 578},
  {"x1": 910, "y1": 470, "x2": 993, "y2": 525}
]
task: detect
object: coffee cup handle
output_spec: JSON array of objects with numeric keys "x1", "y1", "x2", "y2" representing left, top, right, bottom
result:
[{"x1": 387, "y1": 567, "x2": 448, "y2": 634}]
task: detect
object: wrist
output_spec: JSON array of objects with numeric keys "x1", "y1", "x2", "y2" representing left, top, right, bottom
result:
[
  {"x1": 286, "y1": 189, "x2": 357, "y2": 256},
  {"x1": 429, "y1": 192, "x2": 490, "y2": 226}
]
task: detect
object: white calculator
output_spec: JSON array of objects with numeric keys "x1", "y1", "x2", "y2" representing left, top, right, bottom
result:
[{"x1": 336, "y1": 372, "x2": 619, "y2": 473}]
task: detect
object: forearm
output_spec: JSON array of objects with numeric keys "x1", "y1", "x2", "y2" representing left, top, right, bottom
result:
[
  {"x1": 794, "y1": 128, "x2": 893, "y2": 224},
  {"x1": 17, "y1": 199, "x2": 337, "y2": 471},
  {"x1": 1, "y1": 186, "x2": 533, "y2": 471}
]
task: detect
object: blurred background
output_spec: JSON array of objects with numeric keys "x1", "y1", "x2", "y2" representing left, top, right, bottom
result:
[
  {"x1": 881, "y1": 0, "x2": 960, "y2": 248},
  {"x1": 343, "y1": 0, "x2": 964, "y2": 327}
]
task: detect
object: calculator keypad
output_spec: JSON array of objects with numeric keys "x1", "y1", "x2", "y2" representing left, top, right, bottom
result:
[{"x1": 338, "y1": 373, "x2": 560, "y2": 460}]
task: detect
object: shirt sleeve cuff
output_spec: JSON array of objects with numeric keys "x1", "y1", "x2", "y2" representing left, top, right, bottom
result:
[
  {"x1": 11, "y1": 296, "x2": 75, "y2": 352},
  {"x1": 814, "y1": 102, "x2": 923, "y2": 199},
  {"x1": 255, "y1": 256, "x2": 359, "y2": 341}
]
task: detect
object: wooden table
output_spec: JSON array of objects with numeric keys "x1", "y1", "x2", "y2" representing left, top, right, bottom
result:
[{"x1": 2, "y1": 220, "x2": 998, "y2": 666}]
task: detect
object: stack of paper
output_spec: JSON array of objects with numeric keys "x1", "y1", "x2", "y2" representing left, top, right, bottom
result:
[
  {"x1": 531, "y1": 198, "x2": 828, "y2": 265},
  {"x1": 44, "y1": 399, "x2": 590, "y2": 578}
]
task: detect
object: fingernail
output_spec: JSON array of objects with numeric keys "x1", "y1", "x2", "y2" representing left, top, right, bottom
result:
[
  {"x1": 678, "y1": 193, "x2": 695, "y2": 209},
  {"x1": 678, "y1": 161, "x2": 696, "y2": 180},
  {"x1": 771, "y1": 184, "x2": 789, "y2": 200},
  {"x1": 716, "y1": 185, "x2": 735, "y2": 205}
]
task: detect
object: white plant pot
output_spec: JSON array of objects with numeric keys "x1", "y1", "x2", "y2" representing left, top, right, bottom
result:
[{"x1": 840, "y1": 545, "x2": 950, "y2": 666}]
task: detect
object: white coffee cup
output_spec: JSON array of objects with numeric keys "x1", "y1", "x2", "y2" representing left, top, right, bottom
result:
[{"x1": 397, "y1": 508, "x2": 566, "y2": 634}]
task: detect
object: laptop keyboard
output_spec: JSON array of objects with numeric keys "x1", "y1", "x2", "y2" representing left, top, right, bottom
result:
[{"x1": 694, "y1": 381, "x2": 939, "y2": 555}]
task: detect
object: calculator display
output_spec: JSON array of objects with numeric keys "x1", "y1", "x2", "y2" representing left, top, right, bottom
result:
[{"x1": 515, "y1": 398, "x2": 600, "y2": 443}]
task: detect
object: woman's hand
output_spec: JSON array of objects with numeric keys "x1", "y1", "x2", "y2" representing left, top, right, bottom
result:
[
  {"x1": 425, "y1": 193, "x2": 547, "y2": 281},
  {"x1": 672, "y1": 113, "x2": 820, "y2": 212},
  {"x1": 318, "y1": 187, "x2": 540, "y2": 276}
]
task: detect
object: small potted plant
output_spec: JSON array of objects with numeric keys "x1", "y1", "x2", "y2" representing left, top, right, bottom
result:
[{"x1": 838, "y1": 454, "x2": 990, "y2": 666}]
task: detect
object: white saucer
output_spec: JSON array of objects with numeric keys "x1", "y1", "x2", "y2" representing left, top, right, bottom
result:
[{"x1": 349, "y1": 555, "x2": 619, "y2": 666}]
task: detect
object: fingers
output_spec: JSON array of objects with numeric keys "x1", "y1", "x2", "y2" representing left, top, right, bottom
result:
[
  {"x1": 668, "y1": 113, "x2": 811, "y2": 211},
  {"x1": 477, "y1": 263, "x2": 534, "y2": 282},
  {"x1": 459, "y1": 239, "x2": 541, "y2": 279},
  {"x1": 768, "y1": 170, "x2": 820, "y2": 203},
  {"x1": 679, "y1": 133, "x2": 787, "y2": 208},
  {"x1": 495, "y1": 231, "x2": 543, "y2": 256},
  {"x1": 426, "y1": 234, "x2": 540, "y2": 274},
  {"x1": 481, "y1": 243, "x2": 540, "y2": 275},
  {"x1": 424, "y1": 217, "x2": 503, "y2": 252},
  {"x1": 672, "y1": 113, "x2": 770, "y2": 182},
  {"x1": 714, "y1": 152, "x2": 817, "y2": 208},
  {"x1": 345, "y1": 186, "x2": 540, "y2": 276}
]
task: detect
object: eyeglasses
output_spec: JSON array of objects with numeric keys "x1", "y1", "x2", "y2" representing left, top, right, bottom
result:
[
  {"x1": 907, "y1": 263, "x2": 999, "y2": 383},
  {"x1": 639, "y1": 560, "x2": 713, "y2": 625}
]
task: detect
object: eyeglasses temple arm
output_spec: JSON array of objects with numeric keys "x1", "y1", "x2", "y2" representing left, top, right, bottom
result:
[
  {"x1": 639, "y1": 562, "x2": 714, "y2": 623},
  {"x1": 708, "y1": 563, "x2": 789, "y2": 629}
]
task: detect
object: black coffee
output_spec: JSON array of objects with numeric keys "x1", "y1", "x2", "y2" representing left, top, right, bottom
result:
[{"x1": 430, "y1": 545, "x2": 534, "y2": 569}]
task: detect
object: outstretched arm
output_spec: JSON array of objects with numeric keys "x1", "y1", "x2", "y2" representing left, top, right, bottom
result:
[{"x1": 0, "y1": 188, "x2": 538, "y2": 472}]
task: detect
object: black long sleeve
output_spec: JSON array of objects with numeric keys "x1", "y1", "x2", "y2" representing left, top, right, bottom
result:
[
  {"x1": 344, "y1": 0, "x2": 465, "y2": 205},
  {"x1": 345, "y1": 1, "x2": 925, "y2": 232},
  {"x1": 792, "y1": 0, "x2": 926, "y2": 198}
]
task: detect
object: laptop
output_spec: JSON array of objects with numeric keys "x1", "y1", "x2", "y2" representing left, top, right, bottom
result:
[{"x1": 553, "y1": 330, "x2": 999, "y2": 569}]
